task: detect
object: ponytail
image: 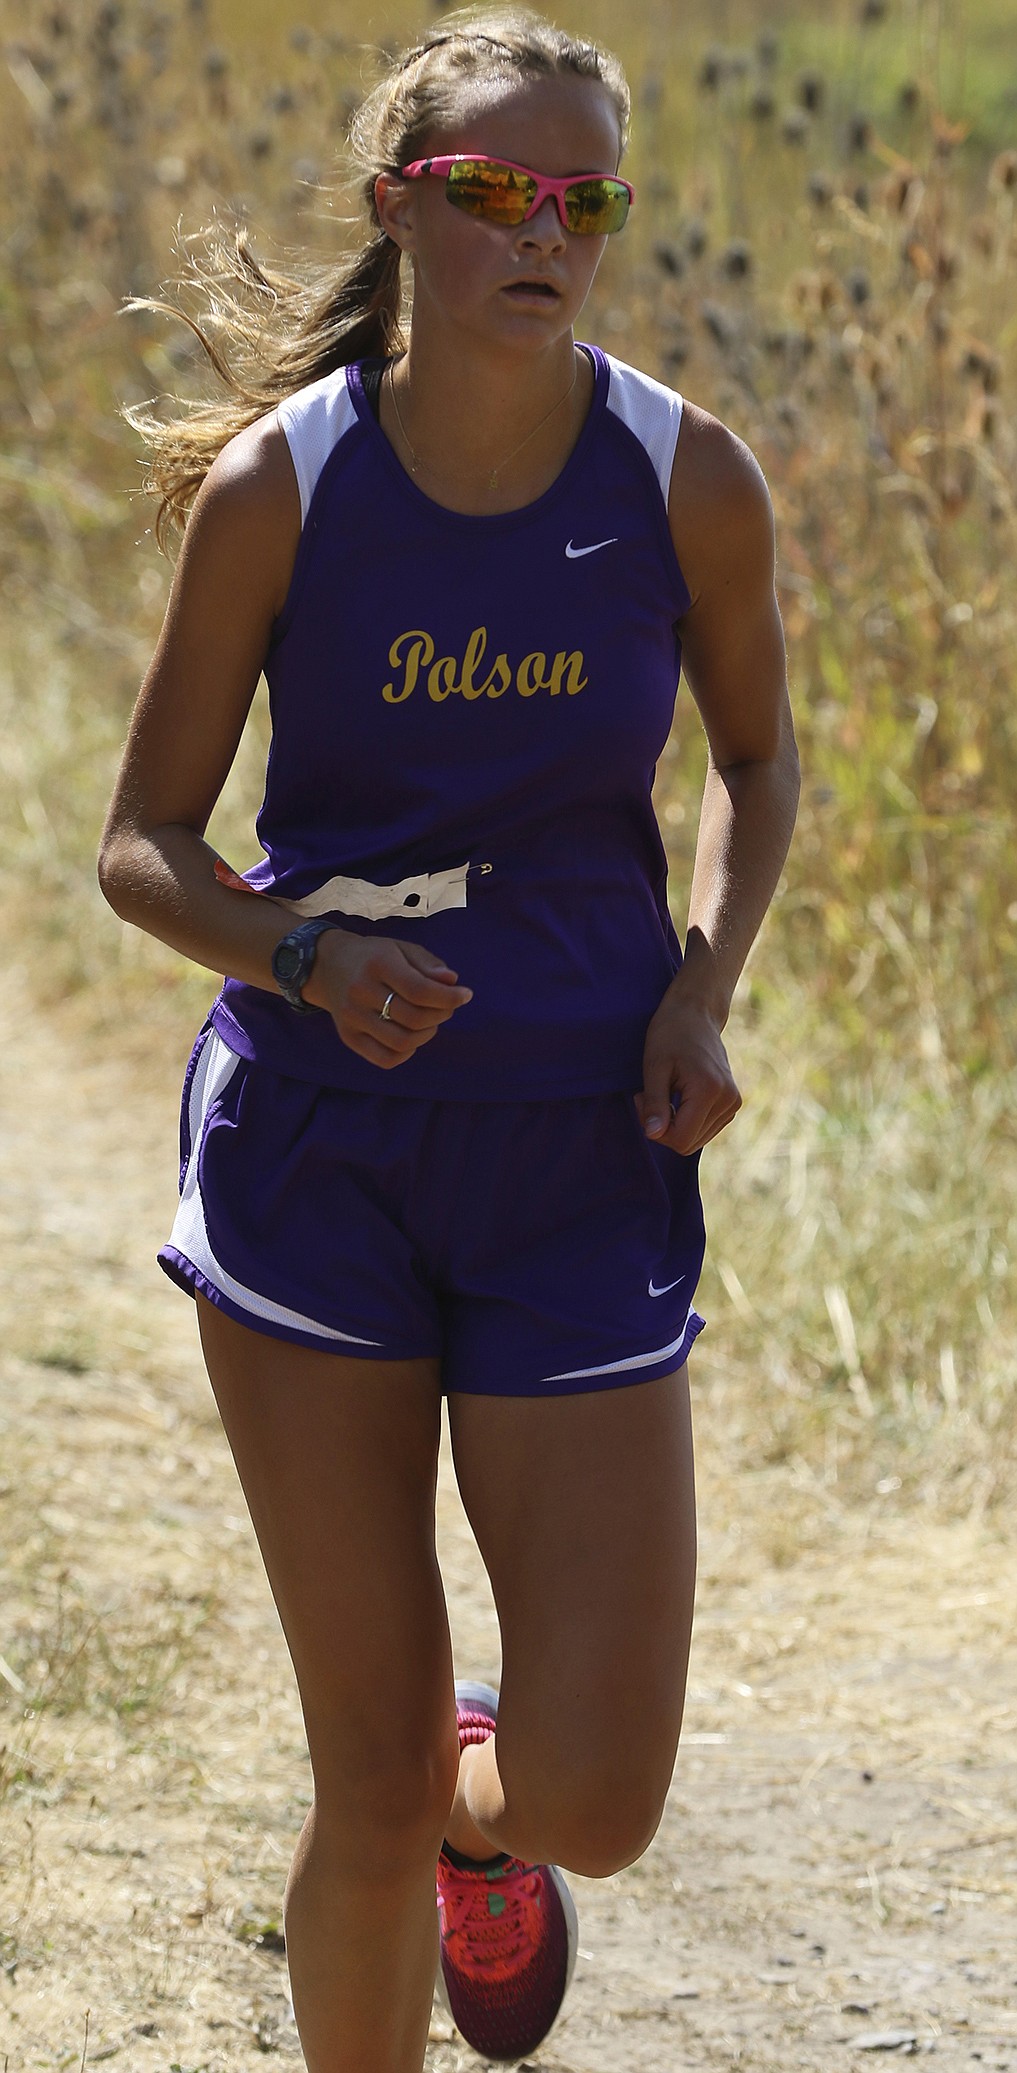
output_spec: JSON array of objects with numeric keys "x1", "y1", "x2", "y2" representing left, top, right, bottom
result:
[
  {"x1": 121, "y1": 216, "x2": 405, "y2": 554},
  {"x1": 123, "y1": 5, "x2": 628, "y2": 551}
]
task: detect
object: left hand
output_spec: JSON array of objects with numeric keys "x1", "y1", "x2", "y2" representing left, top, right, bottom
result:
[{"x1": 635, "y1": 988, "x2": 742, "y2": 1155}]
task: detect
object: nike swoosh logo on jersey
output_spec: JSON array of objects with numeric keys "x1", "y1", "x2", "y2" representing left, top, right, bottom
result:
[
  {"x1": 648, "y1": 1274, "x2": 686, "y2": 1298},
  {"x1": 565, "y1": 536, "x2": 619, "y2": 559}
]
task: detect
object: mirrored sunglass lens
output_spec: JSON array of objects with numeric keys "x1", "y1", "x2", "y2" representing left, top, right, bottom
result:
[
  {"x1": 564, "y1": 179, "x2": 630, "y2": 234},
  {"x1": 446, "y1": 160, "x2": 534, "y2": 223}
]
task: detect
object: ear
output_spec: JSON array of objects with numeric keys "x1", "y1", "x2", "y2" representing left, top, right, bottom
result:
[{"x1": 375, "y1": 171, "x2": 415, "y2": 253}]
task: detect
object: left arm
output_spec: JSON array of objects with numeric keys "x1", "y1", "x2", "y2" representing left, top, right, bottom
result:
[{"x1": 638, "y1": 406, "x2": 801, "y2": 1152}]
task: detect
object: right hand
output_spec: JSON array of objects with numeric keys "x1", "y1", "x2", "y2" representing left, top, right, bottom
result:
[{"x1": 305, "y1": 929, "x2": 473, "y2": 1069}]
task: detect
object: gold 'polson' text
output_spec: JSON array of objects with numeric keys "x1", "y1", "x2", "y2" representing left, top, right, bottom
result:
[{"x1": 382, "y1": 626, "x2": 588, "y2": 704}]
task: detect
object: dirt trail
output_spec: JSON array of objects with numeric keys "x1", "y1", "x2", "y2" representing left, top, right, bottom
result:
[{"x1": 1, "y1": 968, "x2": 1015, "y2": 2072}]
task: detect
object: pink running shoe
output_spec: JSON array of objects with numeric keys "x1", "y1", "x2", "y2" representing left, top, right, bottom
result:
[{"x1": 436, "y1": 1679, "x2": 578, "y2": 2062}]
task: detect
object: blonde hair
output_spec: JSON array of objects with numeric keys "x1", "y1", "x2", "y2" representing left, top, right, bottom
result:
[{"x1": 122, "y1": 6, "x2": 630, "y2": 551}]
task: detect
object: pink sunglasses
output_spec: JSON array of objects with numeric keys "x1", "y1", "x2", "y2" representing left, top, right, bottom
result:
[{"x1": 400, "y1": 154, "x2": 634, "y2": 235}]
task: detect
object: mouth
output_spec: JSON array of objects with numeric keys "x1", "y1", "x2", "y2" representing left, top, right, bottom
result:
[{"x1": 501, "y1": 277, "x2": 562, "y2": 300}]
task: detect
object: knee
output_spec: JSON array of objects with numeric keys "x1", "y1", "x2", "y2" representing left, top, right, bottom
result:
[
  {"x1": 514, "y1": 1761, "x2": 669, "y2": 1880},
  {"x1": 305, "y1": 1713, "x2": 460, "y2": 1870},
  {"x1": 553, "y1": 1790, "x2": 665, "y2": 1879}
]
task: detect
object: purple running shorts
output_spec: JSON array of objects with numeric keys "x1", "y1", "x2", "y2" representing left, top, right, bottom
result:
[{"x1": 158, "y1": 1023, "x2": 706, "y2": 1396}]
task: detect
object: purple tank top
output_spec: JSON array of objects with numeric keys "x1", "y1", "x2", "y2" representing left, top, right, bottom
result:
[{"x1": 211, "y1": 344, "x2": 692, "y2": 1098}]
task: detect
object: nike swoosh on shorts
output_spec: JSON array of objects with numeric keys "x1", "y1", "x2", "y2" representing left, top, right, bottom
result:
[
  {"x1": 648, "y1": 1274, "x2": 686, "y2": 1297},
  {"x1": 564, "y1": 537, "x2": 619, "y2": 558}
]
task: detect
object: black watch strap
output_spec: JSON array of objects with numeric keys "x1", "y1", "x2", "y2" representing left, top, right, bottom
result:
[{"x1": 270, "y1": 916, "x2": 341, "y2": 1013}]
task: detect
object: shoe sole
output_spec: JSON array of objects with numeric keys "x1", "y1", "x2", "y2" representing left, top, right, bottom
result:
[{"x1": 436, "y1": 1679, "x2": 579, "y2": 2051}]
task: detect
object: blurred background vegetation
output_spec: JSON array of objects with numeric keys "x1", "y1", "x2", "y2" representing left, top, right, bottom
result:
[{"x1": 1, "y1": 0, "x2": 1014, "y2": 1508}]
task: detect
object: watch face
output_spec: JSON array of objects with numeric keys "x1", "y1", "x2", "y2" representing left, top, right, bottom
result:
[{"x1": 273, "y1": 939, "x2": 304, "y2": 983}]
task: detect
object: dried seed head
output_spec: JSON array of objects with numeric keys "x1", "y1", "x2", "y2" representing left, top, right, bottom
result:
[
  {"x1": 782, "y1": 108, "x2": 810, "y2": 145},
  {"x1": 859, "y1": 340, "x2": 894, "y2": 403},
  {"x1": 749, "y1": 86, "x2": 775, "y2": 120},
  {"x1": 879, "y1": 169, "x2": 921, "y2": 215},
  {"x1": 763, "y1": 328, "x2": 813, "y2": 367},
  {"x1": 698, "y1": 46, "x2": 725, "y2": 92},
  {"x1": 848, "y1": 113, "x2": 873, "y2": 154},
  {"x1": 653, "y1": 239, "x2": 684, "y2": 278},
  {"x1": 930, "y1": 449, "x2": 976, "y2": 515},
  {"x1": 989, "y1": 149, "x2": 1017, "y2": 193},
  {"x1": 898, "y1": 80, "x2": 921, "y2": 115},
  {"x1": 960, "y1": 344, "x2": 1000, "y2": 391},
  {"x1": 808, "y1": 171, "x2": 835, "y2": 207},
  {"x1": 845, "y1": 267, "x2": 871, "y2": 305},
  {"x1": 204, "y1": 47, "x2": 228, "y2": 78},
  {"x1": 977, "y1": 400, "x2": 1000, "y2": 442},
  {"x1": 932, "y1": 112, "x2": 968, "y2": 157},
  {"x1": 757, "y1": 30, "x2": 780, "y2": 70},
  {"x1": 701, "y1": 301, "x2": 738, "y2": 348},
  {"x1": 684, "y1": 217, "x2": 708, "y2": 259},
  {"x1": 790, "y1": 267, "x2": 840, "y2": 314},
  {"x1": 859, "y1": 0, "x2": 888, "y2": 21},
  {"x1": 797, "y1": 71, "x2": 824, "y2": 113},
  {"x1": 720, "y1": 239, "x2": 752, "y2": 279}
]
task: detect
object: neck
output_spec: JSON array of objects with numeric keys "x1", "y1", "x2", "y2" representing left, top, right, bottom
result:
[{"x1": 383, "y1": 321, "x2": 590, "y2": 514}]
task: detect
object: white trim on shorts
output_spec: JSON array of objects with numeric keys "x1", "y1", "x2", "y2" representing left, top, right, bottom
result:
[
  {"x1": 539, "y1": 1304, "x2": 697, "y2": 1384},
  {"x1": 169, "y1": 1029, "x2": 384, "y2": 1348}
]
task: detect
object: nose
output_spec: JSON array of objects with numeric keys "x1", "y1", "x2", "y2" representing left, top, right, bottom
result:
[{"x1": 519, "y1": 193, "x2": 567, "y2": 252}]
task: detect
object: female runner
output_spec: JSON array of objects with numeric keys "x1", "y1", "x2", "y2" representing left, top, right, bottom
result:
[{"x1": 99, "y1": 10, "x2": 799, "y2": 2069}]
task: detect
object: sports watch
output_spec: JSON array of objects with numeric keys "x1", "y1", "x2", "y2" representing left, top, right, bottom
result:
[{"x1": 270, "y1": 916, "x2": 343, "y2": 1013}]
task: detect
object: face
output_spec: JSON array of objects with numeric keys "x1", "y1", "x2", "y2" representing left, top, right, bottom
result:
[{"x1": 376, "y1": 72, "x2": 624, "y2": 355}]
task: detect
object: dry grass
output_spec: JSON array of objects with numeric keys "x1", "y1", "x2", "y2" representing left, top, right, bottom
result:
[
  {"x1": 3, "y1": 17, "x2": 1015, "y2": 2061},
  {"x1": 0, "y1": 0, "x2": 1014, "y2": 1518}
]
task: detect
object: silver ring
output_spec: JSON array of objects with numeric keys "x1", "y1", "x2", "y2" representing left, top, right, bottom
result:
[{"x1": 379, "y1": 989, "x2": 396, "y2": 1022}]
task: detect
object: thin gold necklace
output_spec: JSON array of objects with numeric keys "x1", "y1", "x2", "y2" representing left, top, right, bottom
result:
[{"x1": 386, "y1": 355, "x2": 579, "y2": 492}]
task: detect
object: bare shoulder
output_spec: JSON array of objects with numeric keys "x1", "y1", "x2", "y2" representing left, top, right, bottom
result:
[
  {"x1": 176, "y1": 410, "x2": 302, "y2": 623},
  {"x1": 204, "y1": 409, "x2": 297, "y2": 502},
  {"x1": 668, "y1": 401, "x2": 776, "y2": 611}
]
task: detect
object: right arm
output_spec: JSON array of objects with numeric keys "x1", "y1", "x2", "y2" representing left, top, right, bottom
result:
[{"x1": 98, "y1": 417, "x2": 472, "y2": 1069}]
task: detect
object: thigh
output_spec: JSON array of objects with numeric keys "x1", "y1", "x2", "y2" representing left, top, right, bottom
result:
[
  {"x1": 197, "y1": 1297, "x2": 458, "y2": 1821},
  {"x1": 446, "y1": 1366, "x2": 696, "y2": 1793}
]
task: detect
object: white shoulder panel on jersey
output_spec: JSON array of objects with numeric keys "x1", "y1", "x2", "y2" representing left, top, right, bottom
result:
[
  {"x1": 276, "y1": 365, "x2": 358, "y2": 528},
  {"x1": 604, "y1": 354, "x2": 684, "y2": 506}
]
